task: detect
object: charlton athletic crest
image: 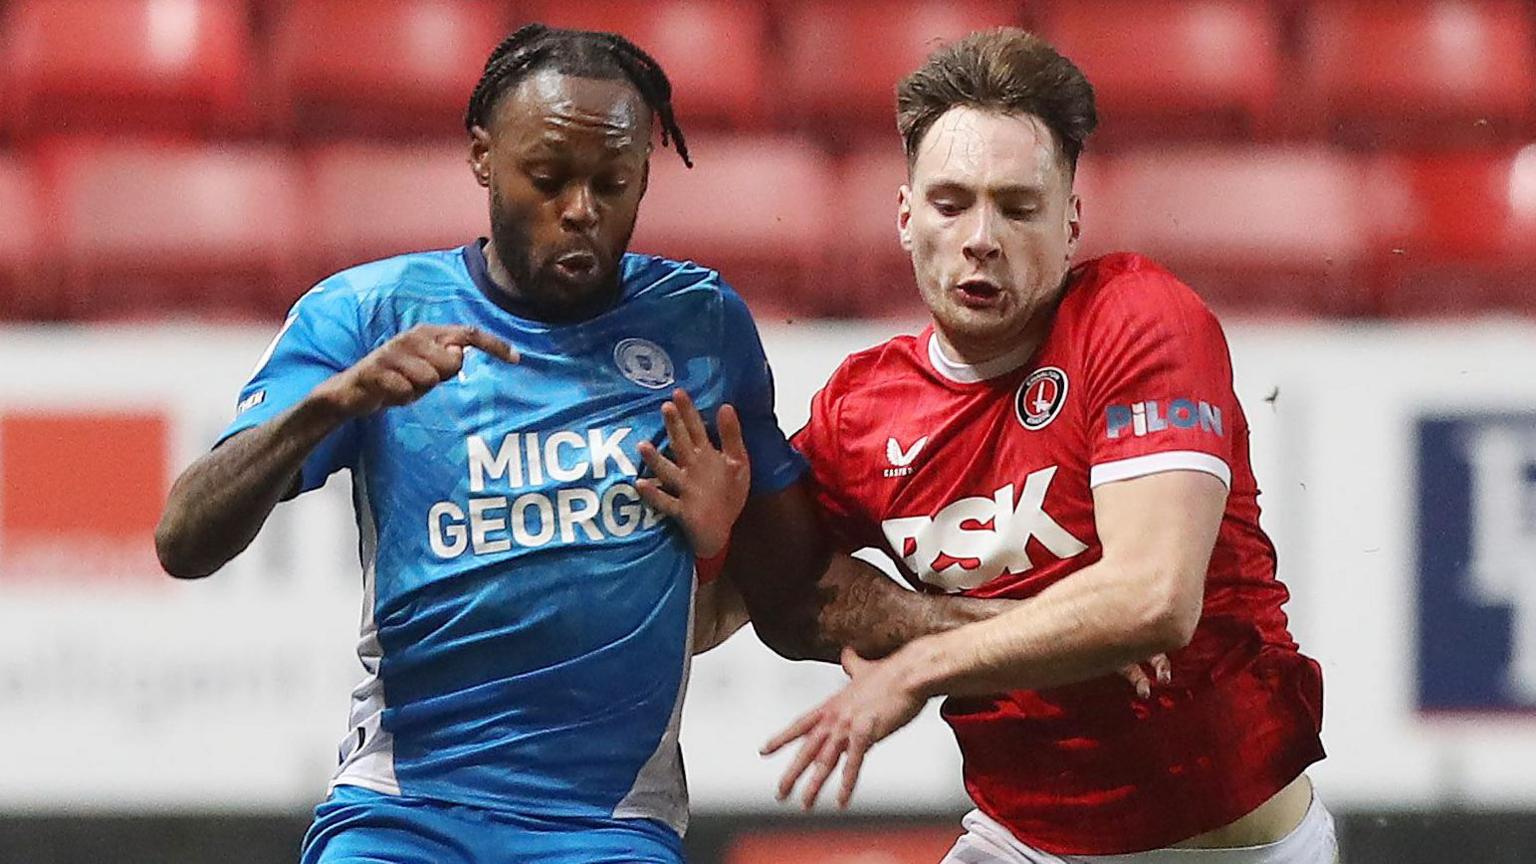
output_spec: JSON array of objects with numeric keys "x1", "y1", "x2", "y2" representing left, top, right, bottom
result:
[{"x1": 1016, "y1": 366, "x2": 1068, "y2": 430}]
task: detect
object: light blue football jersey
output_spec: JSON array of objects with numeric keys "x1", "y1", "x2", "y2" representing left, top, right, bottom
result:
[{"x1": 219, "y1": 241, "x2": 806, "y2": 838}]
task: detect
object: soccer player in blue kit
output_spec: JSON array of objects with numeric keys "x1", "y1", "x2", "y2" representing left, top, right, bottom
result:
[{"x1": 155, "y1": 24, "x2": 804, "y2": 864}]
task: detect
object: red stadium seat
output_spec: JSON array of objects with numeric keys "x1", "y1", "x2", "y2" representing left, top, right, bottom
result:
[
  {"x1": 304, "y1": 142, "x2": 487, "y2": 278},
  {"x1": 1369, "y1": 149, "x2": 1536, "y2": 316},
  {"x1": 1040, "y1": 1, "x2": 1281, "y2": 142},
  {"x1": 42, "y1": 142, "x2": 302, "y2": 318},
  {"x1": 518, "y1": 1, "x2": 770, "y2": 129},
  {"x1": 840, "y1": 146, "x2": 919, "y2": 317},
  {"x1": 1303, "y1": 1, "x2": 1536, "y2": 146},
  {"x1": 778, "y1": 1, "x2": 1024, "y2": 135},
  {"x1": 631, "y1": 135, "x2": 836, "y2": 317},
  {"x1": 273, "y1": 0, "x2": 509, "y2": 138},
  {"x1": 1100, "y1": 148, "x2": 1373, "y2": 315},
  {"x1": 2, "y1": 0, "x2": 255, "y2": 136},
  {"x1": 0, "y1": 155, "x2": 45, "y2": 319}
]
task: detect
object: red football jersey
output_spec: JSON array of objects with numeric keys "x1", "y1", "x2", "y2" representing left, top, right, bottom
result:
[{"x1": 793, "y1": 254, "x2": 1325, "y2": 855}]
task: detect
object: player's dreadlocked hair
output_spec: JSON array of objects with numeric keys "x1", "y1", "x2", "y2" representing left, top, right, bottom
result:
[{"x1": 464, "y1": 23, "x2": 692, "y2": 168}]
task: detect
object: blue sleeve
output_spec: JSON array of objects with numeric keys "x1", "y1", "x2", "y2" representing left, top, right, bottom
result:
[
  {"x1": 216, "y1": 284, "x2": 368, "y2": 494},
  {"x1": 720, "y1": 283, "x2": 808, "y2": 496}
]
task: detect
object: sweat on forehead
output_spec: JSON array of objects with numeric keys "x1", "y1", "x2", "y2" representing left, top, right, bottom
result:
[
  {"x1": 491, "y1": 71, "x2": 650, "y2": 134},
  {"x1": 910, "y1": 107, "x2": 1068, "y2": 182}
]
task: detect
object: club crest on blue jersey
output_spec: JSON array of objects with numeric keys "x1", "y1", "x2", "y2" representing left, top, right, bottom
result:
[
  {"x1": 1016, "y1": 367, "x2": 1068, "y2": 430},
  {"x1": 614, "y1": 338, "x2": 676, "y2": 389}
]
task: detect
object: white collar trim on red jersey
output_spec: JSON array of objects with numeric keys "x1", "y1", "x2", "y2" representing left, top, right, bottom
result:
[{"x1": 927, "y1": 333, "x2": 1035, "y2": 383}]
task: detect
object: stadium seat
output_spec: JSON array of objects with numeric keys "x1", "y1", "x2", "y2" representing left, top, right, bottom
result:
[
  {"x1": 1368, "y1": 149, "x2": 1536, "y2": 316},
  {"x1": 42, "y1": 142, "x2": 302, "y2": 318},
  {"x1": 631, "y1": 135, "x2": 836, "y2": 317},
  {"x1": 304, "y1": 142, "x2": 487, "y2": 281},
  {"x1": 273, "y1": 0, "x2": 509, "y2": 138},
  {"x1": 1039, "y1": 1, "x2": 1281, "y2": 142},
  {"x1": 3, "y1": 0, "x2": 256, "y2": 136},
  {"x1": 1100, "y1": 148, "x2": 1373, "y2": 315},
  {"x1": 517, "y1": 0, "x2": 770, "y2": 129},
  {"x1": 1303, "y1": 0, "x2": 1536, "y2": 146},
  {"x1": 778, "y1": 1, "x2": 1024, "y2": 136},
  {"x1": 839, "y1": 146, "x2": 919, "y2": 317},
  {"x1": 0, "y1": 155, "x2": 45, "y2": 319}
]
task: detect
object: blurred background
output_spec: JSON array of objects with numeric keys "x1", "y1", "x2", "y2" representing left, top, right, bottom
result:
[{"x1": 1, "y1": 0, "x2": 1535, "y2": 862}]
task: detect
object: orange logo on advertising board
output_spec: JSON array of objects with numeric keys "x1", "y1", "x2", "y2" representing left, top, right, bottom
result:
[
  {"x1": 0, "y1": 411, "x2": 168, "y2": 582},
  {"x1": 728, "y1": 827, "x2": 961, "y2": 864}
]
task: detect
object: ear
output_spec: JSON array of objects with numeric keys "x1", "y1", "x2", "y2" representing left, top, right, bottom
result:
[
  {"x1": 469, "y1": 125, "x2": 493, "y2": 189},
  {"x1": 898, "y1": 184, "x2": 915, "y2": 252},
  {"x1": 639, "y1": 153, "x2": 651, "y2": 198},
  {"x1": 1065, "y1": 192, "x2": 1083, "y2": 261}
]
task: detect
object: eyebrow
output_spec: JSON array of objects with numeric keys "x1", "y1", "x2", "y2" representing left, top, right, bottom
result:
[{"x1": 924, "y1": 179, "x2": 1047, "y2": 197}]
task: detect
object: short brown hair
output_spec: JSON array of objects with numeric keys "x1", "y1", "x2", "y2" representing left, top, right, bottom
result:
[{"x1": 896, "y1": 28, "x2": 1097, "y2": 173}]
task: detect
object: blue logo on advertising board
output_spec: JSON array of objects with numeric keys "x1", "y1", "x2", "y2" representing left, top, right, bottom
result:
[{"x1": 1417, "y1": 414, "x2": 1536, "y2": 713}]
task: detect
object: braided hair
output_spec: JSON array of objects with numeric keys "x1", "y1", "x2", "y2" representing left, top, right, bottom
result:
[{"x1": 465, "y1": 23, "x2": 692, "y2": 168}]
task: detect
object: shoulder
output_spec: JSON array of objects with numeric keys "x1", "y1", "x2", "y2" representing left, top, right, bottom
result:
[
  {"x1": 621, "y1": 252, "x2": 726, "y2": 299},
  {"x1": 817, "y1": 333, "x2": 926, "y2": 404},
  {"x1": 299, "y1": 247, "x2": 470, "y2": 316},
  {"x1": 622, "y1": 253, "x2": 768, "y2": 342},
  {"x1": 1059, "y1": 252, "x2": 1220, "y2": 335}
]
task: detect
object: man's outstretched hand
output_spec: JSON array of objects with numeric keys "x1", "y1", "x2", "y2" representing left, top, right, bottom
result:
[
  {"x1": 636, "y1": 389, "x2": 751, "y2": 558},
  {"x1": 761, "y1": 646, "x2": 928, "y2": 812}
]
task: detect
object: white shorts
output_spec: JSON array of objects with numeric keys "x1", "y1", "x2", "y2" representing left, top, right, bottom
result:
[{"x1": 940, "y1": 795, "x2": 1338, "y2": 864}]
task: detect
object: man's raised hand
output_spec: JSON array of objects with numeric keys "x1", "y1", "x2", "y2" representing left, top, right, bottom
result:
[
  {"x1": 636, "y1": 389, "x2": 751, "y2": 559},
  {"x1": 310, "y1": 325, "x2": 517, "y2": 418}
]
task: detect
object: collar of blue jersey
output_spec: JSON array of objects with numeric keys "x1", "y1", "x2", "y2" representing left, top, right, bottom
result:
[{"x1": 463, "y1": 238, "x2": 631, "y2": 325}]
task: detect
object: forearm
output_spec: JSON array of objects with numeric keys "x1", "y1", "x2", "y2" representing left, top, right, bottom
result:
[
  {"x1": 729, "y1": 482, "x2": 1014, "y2": 662},
  {"x1": 805, "y1": 556, "x2": 1013, "y2": 661},
  {"x1": 900, "y1": 558, "x2": 1192, "y2": 698},
  {"x1": 155, "y1": 396, "x2": 347, "y2": 578}
]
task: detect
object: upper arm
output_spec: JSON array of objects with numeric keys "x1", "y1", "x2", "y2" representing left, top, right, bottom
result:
[
  {"x1": 216, "y1": 284, "x2": 368, "y2": 494},
  {"x1": 1093, "y1": 470, "x2": 1227, "y2": 626},
  {"x1": 718, "y1": 284, "x2": 807, "y2": 496},
  {"x1": 730, "y1": 479, "x2": 834, "y2": 603},
  {"x1": 1079, "y1": 269, "x2": 1241, "y2": 634}
]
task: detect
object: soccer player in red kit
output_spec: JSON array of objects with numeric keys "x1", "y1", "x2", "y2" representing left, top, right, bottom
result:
[{"x1": 738, "y1": 29, "x2": 1336, "y2": 863}]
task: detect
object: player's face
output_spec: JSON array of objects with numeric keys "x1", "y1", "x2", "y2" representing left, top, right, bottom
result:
[
  {"x1": 899, "y1": 107, "x2": 1081, "y2": 359},
  {"x1": 470, "y1": 70, "x2": 651, "y2": 319}
]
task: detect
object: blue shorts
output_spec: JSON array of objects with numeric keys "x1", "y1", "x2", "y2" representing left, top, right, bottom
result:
[{"x1": 300, "y1": 785, "x2": 684, "y2": 864}]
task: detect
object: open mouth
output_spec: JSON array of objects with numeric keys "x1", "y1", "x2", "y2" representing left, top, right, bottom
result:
[
  {"x1": 553, "y1": 250, "x2": 599, "y2": 280},
  {"x1": 954, "y1": 278, "x2": 1003, "y2": 308}
]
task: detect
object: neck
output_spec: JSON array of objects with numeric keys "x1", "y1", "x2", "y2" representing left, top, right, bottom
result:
[
  {"x1": 482, "y1": 237, "x2": 523, "y2": 302},
  {"x1": 933, "y1": 304, "x2": 1054, "y2": 369}
]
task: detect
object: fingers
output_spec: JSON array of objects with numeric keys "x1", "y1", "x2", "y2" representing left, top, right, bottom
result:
[
  {"x1": 777, "y1": 726, "x2": 827, "y2": 801},
  {"x1": 673, "y1": 389, "x2": 711, "y2": 453},
  {"x1": 837, "y1": 731, "x2": 870, "y2": 809},
  {"x1": 637, "y1": 441, "x2": 685, "y2": 489},
  {"x1": 634, "y1": 478, "x2": 683, "y2": 520},
  {"x1": 385, "y1": 354, "x2": 444, "y2": 394},
  {"x1": 1119, "y1": 663, "x2": 1152, "y2": 700},
  {"x1": 366, "y1": 369, "x2": 418, "y2": 407},
  {"x1": 717, "y1": 403, "x2": 749, "y2": 464},
  {"x1": 762, "y1": 710, "x2": 820, "y2": 757},
  {"x1": 799, "y1": 735, "x2": 845, "y2": 810},
  {"x1": 438, "y1": 325, "x2": 518, "y2": 363},
  {"x1": 840, "y1": 646, "x2": 868, "y2": 677},
  {"x1": 659, "y1": 401, "x2": 696, "y2": 460},
  {"x1": 1150, "y1": 654, "x2": 1172, "y2": 685}
]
